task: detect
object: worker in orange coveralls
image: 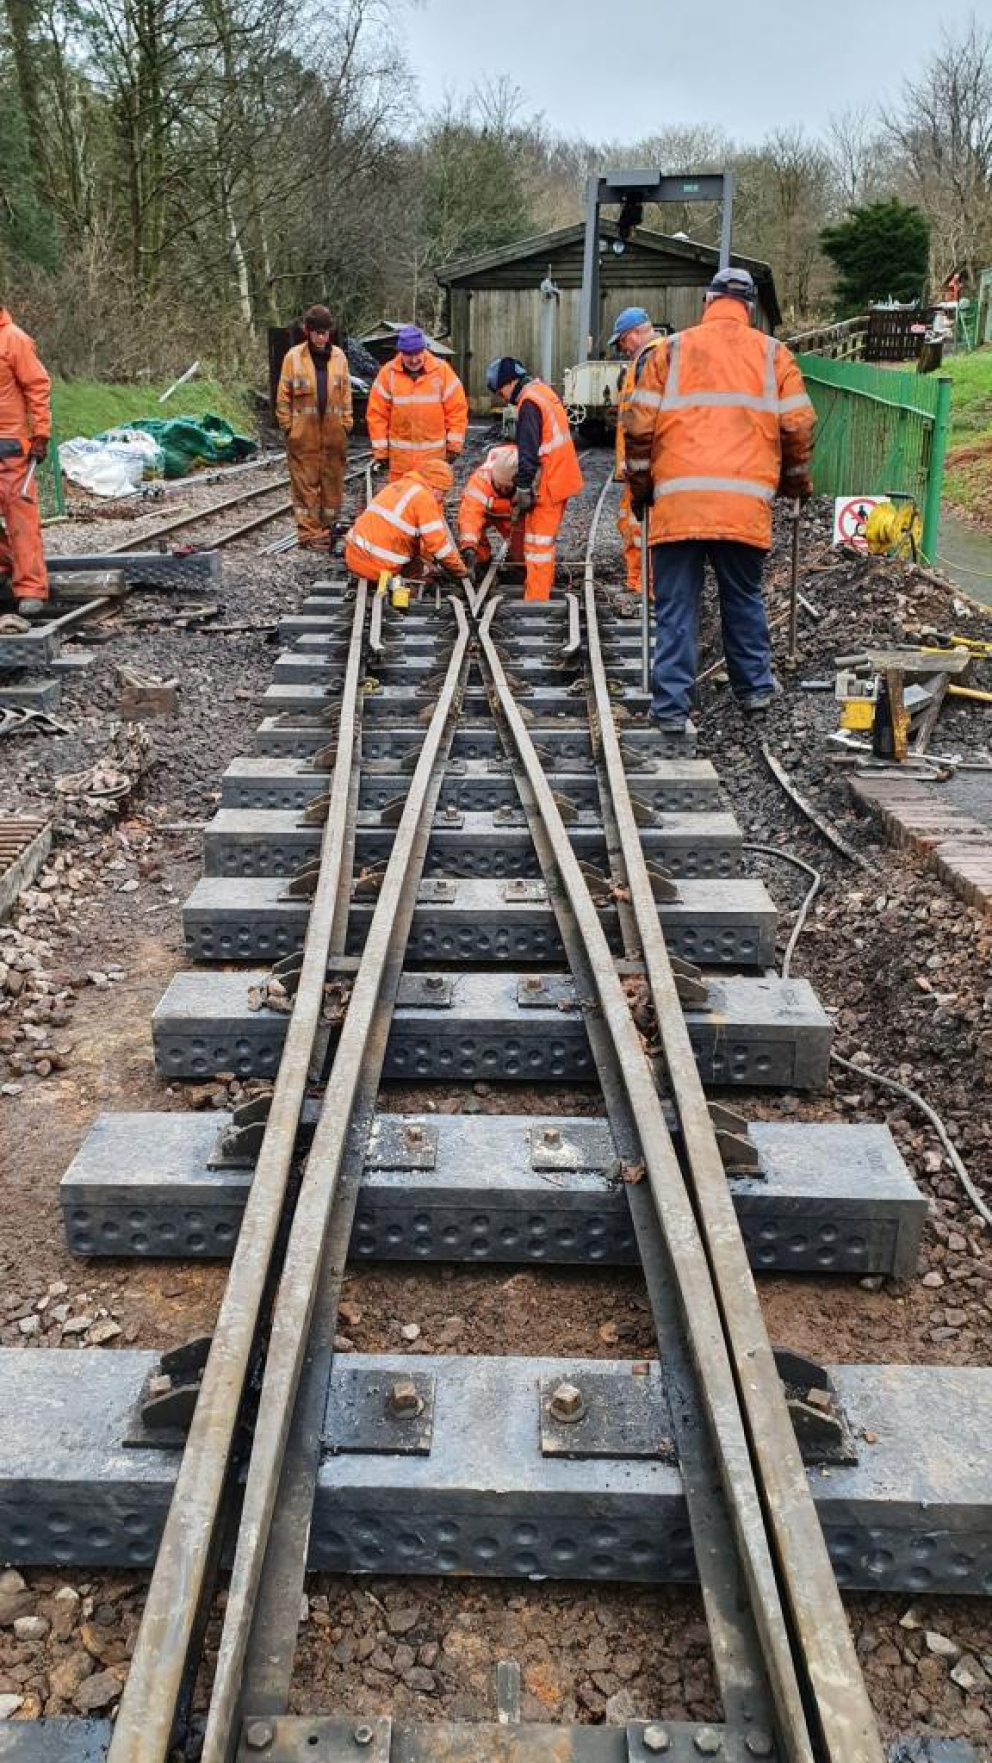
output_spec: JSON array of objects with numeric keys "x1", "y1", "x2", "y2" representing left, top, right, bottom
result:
[
  {"x1": 344, "y1": 459, "x2": 468, "y2": 583},
  {"x1": 366, "y1": 326, "x2": 468, "y2": 481},
  {"x1": 457, "y1": 444, "x2": 522, "y2": 576},
  {"x1": 485, "y1": 357, "x2": 584, "y2": 601},
  {"x1": 0, "y1": 302, "x2": 52, "y2": 617},
  {"x1": 276, "y1": 305, "x2": 353, "y2": 551}
]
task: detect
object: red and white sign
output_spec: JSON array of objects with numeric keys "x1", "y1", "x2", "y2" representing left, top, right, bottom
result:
[{"x1": 833, "y1": 496, "x2": 884, "y2": 552}]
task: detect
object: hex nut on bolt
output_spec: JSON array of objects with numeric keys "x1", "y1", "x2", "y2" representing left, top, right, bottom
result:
[
  {"x1": 353, "y1": 1727, "x2": 375, "y2": 1748},
  {"x1": 745, "y1": 1734, "x2": 773, "y2": 1758},
  {"x1": 693, "y1": 1730, "x2": 722, "y2": 1756},
  {"x1": 549, "y1": 1381, "x2": 586, "y2": 1424},
  {"x1": 244, "y1": 1723, "x2": 274, "y2": 1752},
  {"x1": 388, "y1": 1377, "x2": 423, "y2": 1418},
  {"x1": 642, "y1": 1726, "x2": 670, "y2": 1754}
]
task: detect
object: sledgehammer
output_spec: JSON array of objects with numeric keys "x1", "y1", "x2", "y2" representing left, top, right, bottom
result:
[{"x1": 20, "y1": 459, "x2": 38, "y2": 501}]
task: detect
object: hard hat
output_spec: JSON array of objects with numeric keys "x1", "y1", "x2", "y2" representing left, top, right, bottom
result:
[
  {"x1": 607, "y1": 306, "x2": 651, "y2": 347},
  {"x1": 417, "y1": 459, "x2": 454, "y2": 491},
  {"x1": 706, "y1": 267, "x2": 756, "y2": 303},
  {"x1": 397, "y1": 324, "x2": 427, "y2": 354},
  {"x1": 486, "y1": 445, "x2": 518, "y2": 492},
  {"x1": 486, "y1": 356, "x2": 527, "y2": 394}
]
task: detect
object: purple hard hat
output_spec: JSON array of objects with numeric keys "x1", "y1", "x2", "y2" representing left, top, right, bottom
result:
[{"x1": 397, "y1": 325, "x2": 427, "y2": 354}]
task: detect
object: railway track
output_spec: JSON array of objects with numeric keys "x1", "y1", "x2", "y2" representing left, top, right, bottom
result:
[{"x1": 2, "y1": 465, "x2": 989, "y2": 1763}]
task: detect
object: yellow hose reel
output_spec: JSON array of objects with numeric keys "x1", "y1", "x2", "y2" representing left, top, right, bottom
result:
[{"x1": 862, "y1": 499, "x2": 922, "y2": 560}]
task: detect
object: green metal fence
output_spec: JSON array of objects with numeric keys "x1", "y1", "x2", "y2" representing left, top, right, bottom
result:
[
  {"x1": 795, "y1": 353, "x2": 952, "y2": 563},
  {"x1": 39, "y1": 440, "x2": 65, "y2": 520}
]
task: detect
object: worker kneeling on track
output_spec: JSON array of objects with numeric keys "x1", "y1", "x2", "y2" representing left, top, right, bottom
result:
[
  {"x1": 367, "y1": 326, "x2": 468, "y2": 483},
  {"x1": 0, "y1": 301, "x2": 52, "y2": 618},
  {"x1": 622, "y1": 268, "x2": 815, "y2": 733},
  {"x1": 486, "y1": 357, "x2": 584, "y2": 602},
  {"x1": 457, "y1": 444, "x2": 522, "y2": 578},
  {"x1": 276, "y1": 305, "x2": 353, "y2": 553},
  {"x1": 610, "y1": 307, "x2": 668, "y2": 594},
  {"x1": 344, "y1": 459, "x2": 468, "y2": 586}
]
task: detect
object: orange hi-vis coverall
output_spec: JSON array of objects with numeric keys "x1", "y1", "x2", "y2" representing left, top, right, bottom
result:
[
  {"x1": 615, "y1": 335, "x2": 665, "y2": 592},
  {"x1": 366, "y1": 353, "x2": 468, "y2": 481},
  {"x1": 457, "y1": 461, "x2": 519, "y2": 566},
  {"x1": 514, "y1": 379, "x2": 584, "y2": 602},
  {"x1": 0, "y1": 307, "x2": 51, "y2": 604},
  {"x1": 621, "y1": 301, "x2": 815, "y2": 549},
  {"x1": 344, "y1": 471, "x2": 467, "y2": 582},
  {"x1": 276, "y1": 340, "x2": 353, "y2": 550}
]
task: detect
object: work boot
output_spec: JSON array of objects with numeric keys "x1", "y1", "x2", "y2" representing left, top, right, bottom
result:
[
  {"x1": 738, "y1": 693, "x2": 773, "y2": 715},
  {"x1": 17, "y1": 598, "x2": 45, "y2": 620},
  {"x1": 648, "y1": 711, "x2": 695, "y2": 737}
]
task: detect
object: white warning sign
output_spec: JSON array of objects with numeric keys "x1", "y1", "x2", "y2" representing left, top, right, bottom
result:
[{"x1": 833, "y1": 496, "x2": 884, "y2": 552}]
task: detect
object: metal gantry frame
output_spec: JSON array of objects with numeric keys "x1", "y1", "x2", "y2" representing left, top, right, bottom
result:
[{"x1": 577, "y1": 169, "x2": 736, "y2": 362}]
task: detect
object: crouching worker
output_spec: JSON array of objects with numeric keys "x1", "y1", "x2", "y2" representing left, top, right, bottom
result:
[
  {"x1": 344, "y1": 459, "x2": 468, "y2": 585},
  {"x1": 457, "y1": 445, "x2": 521, "y2": 577},
  {"x1": 485, "y1": 357, "x2": 583, "y2": 602}
]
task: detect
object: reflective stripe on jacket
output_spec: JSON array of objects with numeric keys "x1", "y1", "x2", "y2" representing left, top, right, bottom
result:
[
  {"x1": 0, "y1": 308, "x2": 51, "y2": 448},
  {"x1": 457, "y1": 463, "x2": 514, "y2": 549},
  {"x1": 622, "y1": 301, "x2": 815, "y2": 549},
  {"x1": 366, "y1": 353, "x2": 468, "y2": 466},
  {"x1": 344, "y1": 471, "x2": 465, "y2": 577},
  {"x1": 276, "y1": 342, "x2": 352, "y2": 437},
  {"x1": 516, "y1": 380, "x2": 584, "y2": 505}
]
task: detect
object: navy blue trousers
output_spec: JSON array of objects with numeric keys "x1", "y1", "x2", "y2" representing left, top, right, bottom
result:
[{"x1": 650, "y1": 539, "x2": 773, "y2": 720}]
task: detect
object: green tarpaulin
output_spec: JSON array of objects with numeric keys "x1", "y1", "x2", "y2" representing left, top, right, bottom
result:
[{"x1": 123, "y1": 413, "x2": 256, "y2": 478}]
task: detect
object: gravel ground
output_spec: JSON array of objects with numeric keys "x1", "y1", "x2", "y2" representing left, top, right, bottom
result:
[{"x1": 1, "y1": 463, "x2": 990, "y2": 1748}]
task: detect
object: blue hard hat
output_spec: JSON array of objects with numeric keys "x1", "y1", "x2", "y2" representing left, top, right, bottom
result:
[
  {"x1": 486, "y1": 356, "x2": 527, "y2": 393},
  {"x1": 608, "y1": 306, "x2": 651, "y2": 347}
]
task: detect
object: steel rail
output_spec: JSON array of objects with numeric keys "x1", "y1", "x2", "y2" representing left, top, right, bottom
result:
[
  {"x1": 583, "y1": 482, "x2": 885, "y2": 1762},
  {"x1": 199, "y1": 596, "x2": 474, "y2": 1763},
  {"x1": 111, "y1": 472, "x2": 293, "y2": 550},
  {"x1": 107, "y1": 579, "x2": 371, "y2": 1763},
  {"x1": 473, "y1": 570, "x2": 814, "y2": 1763}
]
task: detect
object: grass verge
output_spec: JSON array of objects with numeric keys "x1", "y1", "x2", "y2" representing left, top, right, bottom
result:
[
  {"x1": 943, "y1": 349, "x2": 992, "y2": 527},
  {"x1": 51, "y1": 378, "x2": 258, "y2": 444}
]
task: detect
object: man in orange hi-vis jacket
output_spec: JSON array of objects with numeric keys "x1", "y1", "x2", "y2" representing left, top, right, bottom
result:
[
  {"x1": 623, "y1": 267, "x2": 815, "y2": 733},
  {"x1": 366, "y1": 327, "x2": 468, "y2": 481},
  {"x1": 0, "y1": 302, "x2": 52, "y2": 617},
  {"x1": 457, "y1": 445, "x2": 521, "y2": 575},
  {"x1": 343, "y1": 459, "x2": 467, "y2": 583},
  {"x1": 276, "y1": 305, "x2": 353, "y2": 551},
  {"x1": 610, "y1": 307, "x2": 667, "y2": 593},
  {"x1": 486, "y1": 357, "x2": 584, "y2": 601}
]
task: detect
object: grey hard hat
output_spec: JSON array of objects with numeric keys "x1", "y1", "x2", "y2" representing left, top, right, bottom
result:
[{"x1": 707, "y1": 266, "x2": 756, "y2": 301}]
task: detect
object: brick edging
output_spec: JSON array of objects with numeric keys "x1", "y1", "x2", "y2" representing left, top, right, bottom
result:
[{"x1": 849, "y1": 776, "x2": 992, "y2": 913}]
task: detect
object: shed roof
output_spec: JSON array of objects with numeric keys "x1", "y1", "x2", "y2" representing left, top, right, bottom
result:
[
  {"x1": 359, "y1": 320, "x2": 454, "y2": 358},
  {"x1": 436, "y1": 222, "x2": 781, "y2": 328}
]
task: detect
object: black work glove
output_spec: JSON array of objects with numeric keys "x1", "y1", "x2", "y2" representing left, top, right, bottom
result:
[
  {"x1": 778, "y1": 468, "x2": 812, "y2": 503},
  {"x1": 461, "y1": 547, "x2": 477, "y2": 574},
  {"x1": 513, "y1": 486, "x2": 535, "y2": 516},
  {"x1": 28, "y1": 436, "x2": 48, "y2": 463},
  {"x1": 628, "y1": 471, "x2": 652, "y2": 520}
]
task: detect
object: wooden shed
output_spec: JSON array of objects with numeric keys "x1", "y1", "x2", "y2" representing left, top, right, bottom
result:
[{"x1": 435, "y1": 221, "x2": 781, "y2": 407}]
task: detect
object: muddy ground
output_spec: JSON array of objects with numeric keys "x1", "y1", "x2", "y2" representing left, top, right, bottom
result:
[{"x1": 0, "y1": 460, "x2": 990, "y2": 1747}]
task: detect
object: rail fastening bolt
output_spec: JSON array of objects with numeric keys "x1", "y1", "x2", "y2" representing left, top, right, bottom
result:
[
  {"x1": 425, "y1": 974, "x2": 445, "y2": 990},
  {"x1": 405, "y1": 1124, "x2": 424, "y2": 1143},
  {"x1": 745, "y1": 1733, "x2": 773, "y2": 1758},
  {"x1": 245, "y1": 1723, "x2": 274, "y2": 1752},
  {"x1": 693, "y1": 1730, "x2": 722, "y2": 1756},
  {"x1": 353, "y1": 1727, "x2": 375, "y2": 1748},
  {"x1": 642, "y1": 1726, "x2": 670, "y2": 1754},
  {"x1": 541, "y1": 1126, "x2": 561, "y2": 1146},
  {"x1": 388, "y1": 1377, "x2": 423, "y2": 1418},
  {"x1": 549, "y1": 1381, "x2": 586, "y2": 1424}
]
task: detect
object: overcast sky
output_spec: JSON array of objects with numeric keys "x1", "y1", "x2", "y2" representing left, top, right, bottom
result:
[{"x1": 404, "y1": 0, "x2": 978, "y2": 140}]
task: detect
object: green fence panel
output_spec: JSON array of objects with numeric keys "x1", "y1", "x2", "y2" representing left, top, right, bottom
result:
[
  {"x1": 796, "y1": 354, "x2": 952, "y2": 562},
  {"x1": 39, "y1": 438, "x2": 65, "y2": 519}
]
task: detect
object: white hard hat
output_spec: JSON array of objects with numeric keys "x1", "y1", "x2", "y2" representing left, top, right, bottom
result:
[{"x1": 486, "y1": 445, "x2": 518, "y2": 492}]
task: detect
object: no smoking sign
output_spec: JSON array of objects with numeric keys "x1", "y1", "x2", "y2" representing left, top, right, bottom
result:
[{"x1": 833, "y1": 496, "x2": 884, "y2": 551}]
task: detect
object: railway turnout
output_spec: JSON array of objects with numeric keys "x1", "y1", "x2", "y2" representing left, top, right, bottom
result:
[{"x1": 0, "y1": 467, "x2": 989, "y2": 1763}]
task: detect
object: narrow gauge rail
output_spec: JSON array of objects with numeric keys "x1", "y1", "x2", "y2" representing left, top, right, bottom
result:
[
  {"x1": 131, "y1": 480, "x2": 872, "y2": 1763},
  {"x1": 3, "y1": 463, "x2": 985, "y2": 1763}
]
